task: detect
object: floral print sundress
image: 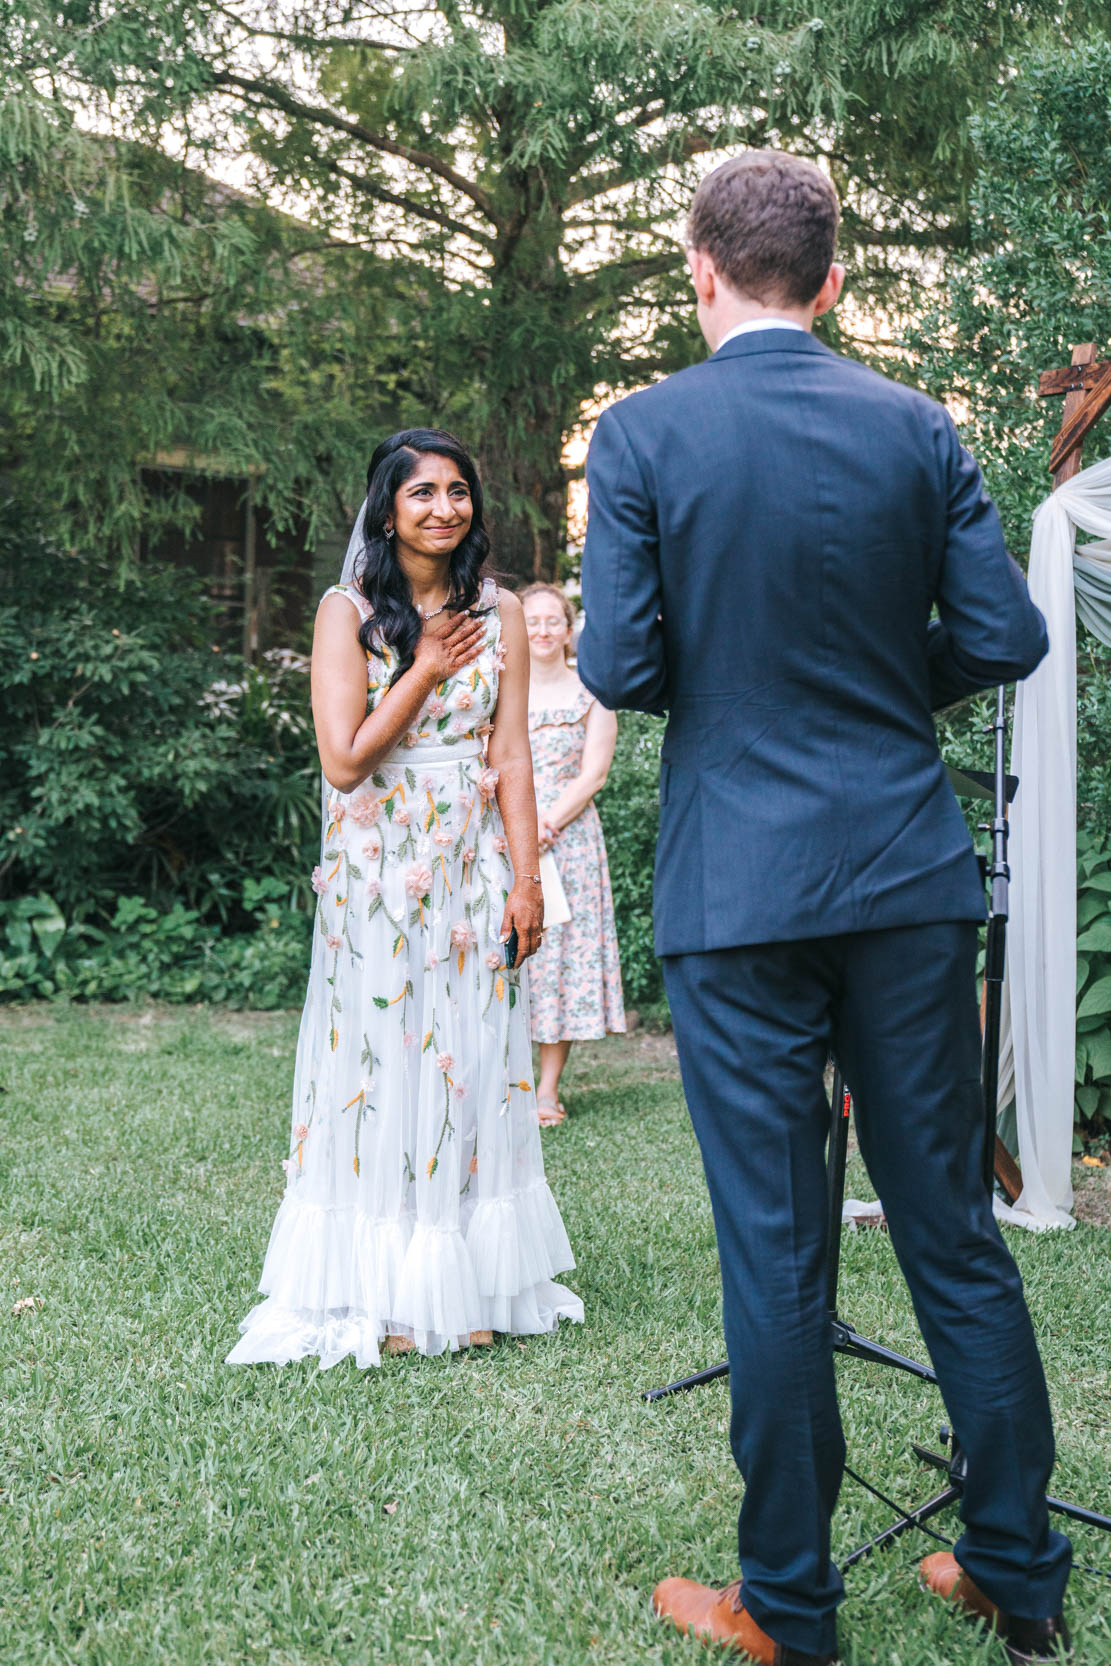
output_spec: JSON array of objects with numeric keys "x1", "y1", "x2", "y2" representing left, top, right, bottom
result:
[
  {"x1": 528, "y1": 683, "x2": 626, "y2": 1044},
  {"x1": 228, "y1": 578, "x2": 583, "y2": 1369}
]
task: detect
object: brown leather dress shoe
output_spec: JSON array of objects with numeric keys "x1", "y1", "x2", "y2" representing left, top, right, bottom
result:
[
  {"x1": 920, "y1": 1552, "x2": 1072, "y2": 1664},
  {"x1": 652, "y1": 1577, "x2": 837, "y2": 1666},
  {"x1": 920, "y1": 1550, "x2": 1002, "y2": 1625}
]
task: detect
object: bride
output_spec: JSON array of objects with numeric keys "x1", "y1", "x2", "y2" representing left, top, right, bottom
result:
[{"x1": 227, "y1": 428, "x2": 584, "y2": 1369}]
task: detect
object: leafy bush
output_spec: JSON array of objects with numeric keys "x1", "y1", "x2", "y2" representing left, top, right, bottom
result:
[
  {"x1": 1075, "y1": 831, "x2": 1111, "y2": 1142},
  {"x1": 596, "y1": 712, "x2": 666, "y2": 1013},
  {"x1": 0, "y1": 498, "x2": 320, "y2": 999},
  {"x1": 0, "y1": 507, "x2": 320, "y2": 923},
  {"x1": 0, "y1": 883, "x2": 312, "y2": 1009},
  {"x1": 907, "y1": 35, "x2": 1111, "y2": 567}
]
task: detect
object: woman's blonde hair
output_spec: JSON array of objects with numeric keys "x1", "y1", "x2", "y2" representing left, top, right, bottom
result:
[{"x1": 520, "y1": 583, "x2": 576, "y2": 662}]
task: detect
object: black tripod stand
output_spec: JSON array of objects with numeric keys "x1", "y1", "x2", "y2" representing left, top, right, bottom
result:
[{"x1": 644, "y1": 685, "x2": 1111, "y2": 1558}]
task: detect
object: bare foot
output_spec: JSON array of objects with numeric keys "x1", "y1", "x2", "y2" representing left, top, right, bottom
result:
[
  {"x1": 383, "y1": 1334, "x2": 414, "y2": 1356},
  {"x1": 537, "y1": 1095, "x2": 566, "y2": 1127},
  {"x1": 468, "y1": 1330, "x2": 494, "y2": 1346}
]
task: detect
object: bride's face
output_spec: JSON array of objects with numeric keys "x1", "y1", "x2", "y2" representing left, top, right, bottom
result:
[{"x1": 388, "y1": 453, "x2": 473, "y2": 560}]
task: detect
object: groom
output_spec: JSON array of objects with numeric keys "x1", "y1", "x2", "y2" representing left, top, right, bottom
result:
[{"x1": 577, "y1": 152, "x2": 1073, "y2": 1666}]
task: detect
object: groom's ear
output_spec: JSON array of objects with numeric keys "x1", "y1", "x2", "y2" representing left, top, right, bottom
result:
[
  {"x1": 812, "y1": 263, "x2": 845, "y2": 318},
  {"x1": 686, "y1": 246, "x2": 717, "y2": 308}
]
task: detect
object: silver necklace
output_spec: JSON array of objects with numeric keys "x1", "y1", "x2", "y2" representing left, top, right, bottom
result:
[{"x1": 417, "y1": 595, "x2": 450, "y2": 621}]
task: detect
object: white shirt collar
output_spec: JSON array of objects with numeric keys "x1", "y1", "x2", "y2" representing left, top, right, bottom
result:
[{"x1": 716, "y1": 317, "x2": 807, "y2": 350}]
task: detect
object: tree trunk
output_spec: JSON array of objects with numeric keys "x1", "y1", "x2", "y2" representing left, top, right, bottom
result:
[
  {"x1": 477, "y1": 412, "x2": 567, "y2": 587},
  {"x1": 476, "y1": 169, "x2": 575, "y2": 588}
]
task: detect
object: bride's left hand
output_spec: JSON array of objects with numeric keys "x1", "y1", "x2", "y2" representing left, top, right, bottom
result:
[{"x1": 500, "y1": 882, "x2": 544, "y2": 968}]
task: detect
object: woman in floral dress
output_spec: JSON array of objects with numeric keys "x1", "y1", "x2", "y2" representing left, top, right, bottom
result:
[
  {"x1": 521, "y1": 584, "x2": 625, "y2": 1127},
  {"x1": 228, "y1": 432, "x2": 583, "y2": 1369}
]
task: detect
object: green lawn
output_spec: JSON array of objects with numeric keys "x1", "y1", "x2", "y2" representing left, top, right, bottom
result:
[{"x1": 2, "y1": 1007, "x2": 1109, "y2": 1666}]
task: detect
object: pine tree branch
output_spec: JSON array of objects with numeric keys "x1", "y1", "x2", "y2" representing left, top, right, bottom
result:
[
  {"x1": 627, "y1": 101, "x2": 669, "y2": 130},
  {"x1": 209, "y1": 3, "x2": 408, "y2": 51},
  {"x1": 566, "y1": 98, "x2": 681, "y2": 172},
  {"x1": 210, "y1": 71, "x2": 500, "y2": 225},
  {"x1": 141, "y1": 291, "x2": 224, "y2": 310},
  {"x1": 611, "y1": 357, "x2": 673, "y2": 380},
  {"x1": 842, "y1": 217, "x2": 965, "y2": 252},
  {"x1": 318, "y1": 156, "x2": 497, "y2": 250},
  {"x1": 567, "y1": 130, "x2": 720, "y2": 206},
  {"x1": 570, "y1": 250, "x2": 679, "y2": 315}
]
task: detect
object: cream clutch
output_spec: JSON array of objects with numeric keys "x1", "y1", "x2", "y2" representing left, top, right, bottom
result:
[{"x1": 539, "y1": 851, "x2": 572, "y2": 927}]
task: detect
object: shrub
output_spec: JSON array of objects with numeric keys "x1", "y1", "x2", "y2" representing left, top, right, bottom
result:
[
  {"x1": 1075, "y1": 831, "x2": 1111, "y2": 1143},
  {"x1": 596, "y1": 712, "x2": 666, "y2": 1013},
  {"x1": 0, "y1": 497, "x2": 321, "y2": 929},
  {"x1": 0, "y1": 498, "x2": 320, "y2": 1000},
  {"x1": 0, "y1": 884, "x2": 312, "y2": 1009}
]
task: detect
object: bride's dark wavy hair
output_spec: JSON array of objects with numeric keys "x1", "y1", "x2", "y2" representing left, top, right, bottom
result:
[{"x1": 353, "y1": 428, "x2": 492, "y2": 684}]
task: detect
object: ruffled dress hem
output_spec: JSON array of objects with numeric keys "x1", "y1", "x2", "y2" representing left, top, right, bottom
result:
[{"x1": 226, "y1": 1178, "x2": 583, "y2": 1369}]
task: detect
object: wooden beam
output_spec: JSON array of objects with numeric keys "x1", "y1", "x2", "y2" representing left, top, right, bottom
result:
[
  {"x1": 1048, "y1": 358, "x2": 1111, "y2": 479},
  {"x1": 141, "y1": 447, "x2": 266, "y2": 478},
  {"x1": 982, "y1": 976, "x2": 1023, "y2": 1203},
  {"x1": 993, "y1": 343, "x2": 1110, "y2": 1199},
  {"x1": 1038, "y1": 361, "x2": 1109, "y2": 398},
  {"x1": 994, "y1": 1137, "x2": 1024, "y2": 1203},
  {"x1": 1048, "y1": 343, "x2": 1097, "y2": 488}
]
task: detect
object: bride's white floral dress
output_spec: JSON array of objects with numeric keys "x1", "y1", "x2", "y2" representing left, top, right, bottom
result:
[{"x1": 228, "y1": 578, "x2": 584, "y2": 1369}]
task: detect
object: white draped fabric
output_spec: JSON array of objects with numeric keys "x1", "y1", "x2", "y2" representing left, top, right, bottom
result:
[{"x1": 995, "y1": 455, "x2": 1111, "y2": 1230}]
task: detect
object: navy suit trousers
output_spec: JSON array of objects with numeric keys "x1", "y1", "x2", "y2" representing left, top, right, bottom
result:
[{"x1": 663, "y1": 922, "x2": 1071, "y2": 1656}]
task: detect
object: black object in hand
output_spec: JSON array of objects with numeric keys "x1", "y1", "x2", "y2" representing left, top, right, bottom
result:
[{"x1": 503, "y1": 927, "x2": 518, "y2": 969}]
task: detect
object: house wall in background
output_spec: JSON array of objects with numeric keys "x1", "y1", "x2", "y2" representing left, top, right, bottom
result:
[{"x1": 140, "y1": 464, "x2": 348, "y2": 656}]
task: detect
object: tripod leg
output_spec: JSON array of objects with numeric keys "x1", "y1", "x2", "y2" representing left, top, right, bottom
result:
[
  {"x1": 981, "y1": 912, "x2": 1007, "y2": 1193},
  {"x1": 826, "y1": 1064, "x2": 934, "y2": 1381},
  {"x1": 1045, "y1": 1494, "x2": 1111, "y2": 1532},
  {"x1": 840, "y1": 1484, "x2": 960, "y2": 1569},
  {"x1": 833, "y1": 1323, "x2": 937, "y2": 1382},
  {"x1": 981, "y1": 684, "x2": 1009, "y2": 1195},
  {"x1": 642, "y1": 1361, "x2": 729, "y2": 1403},
  {"x1": 825, "y1": 1065, "x2": 851, "y2": 1316}
]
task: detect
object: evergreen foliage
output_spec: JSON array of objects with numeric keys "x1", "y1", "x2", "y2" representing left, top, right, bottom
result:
[
  {"x1": 0, "y1": 31, "x2": 406, "y2": 561},
  {"x1": 0, "y1": 500, "x2": 674, "y2": 1010},
  {"x1": 912, "y1": 34, "x2": 1111, "y2": 839},
  {"x1": 6, "y1": 0, "x2": 1096, "y2": 580},
  {"x1": 909, "y1": 33, "x2": 1111, "y2": 555}
]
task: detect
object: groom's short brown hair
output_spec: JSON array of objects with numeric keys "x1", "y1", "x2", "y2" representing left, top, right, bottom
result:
[{"x1": 687, "y1": 151, "x2": 839, "y2": 308}]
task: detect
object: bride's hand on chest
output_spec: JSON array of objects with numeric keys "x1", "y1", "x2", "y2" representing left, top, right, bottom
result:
[{"x1": 412, "y1": 610, "x2": 487, "y2": 687}]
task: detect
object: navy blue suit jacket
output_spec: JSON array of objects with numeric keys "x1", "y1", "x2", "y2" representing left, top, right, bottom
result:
[{"x1": 577, "y1": 329, "x2": 1049, "y2": 956}]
